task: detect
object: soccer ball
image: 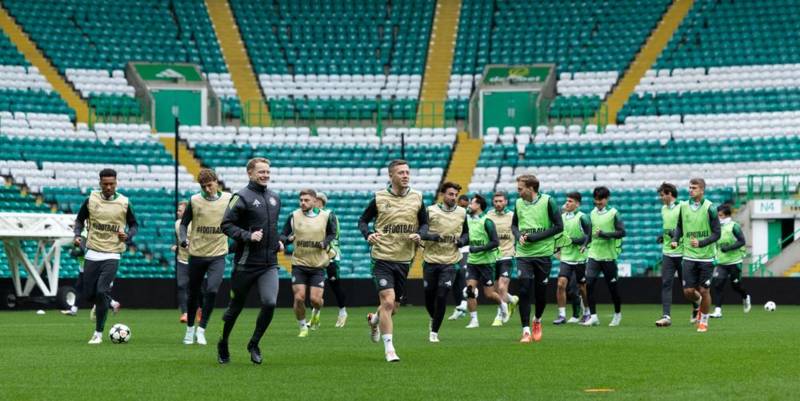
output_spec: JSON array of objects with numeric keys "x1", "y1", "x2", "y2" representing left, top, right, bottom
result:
[
  {"x1": 764, "y1": 301, "x2": 776, "y2": 312},
  {"x1": 108, "y1": 323, "x2": 131, "y2": 343}
]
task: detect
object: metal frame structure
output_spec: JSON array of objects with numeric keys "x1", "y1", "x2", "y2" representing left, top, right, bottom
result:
[{"x1": 0, "y1": 213, "x2": 76, "y2": 308}]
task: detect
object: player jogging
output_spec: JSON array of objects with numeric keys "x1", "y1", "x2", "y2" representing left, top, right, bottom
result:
[
  {"x1": 358, "y1": 159, "x2": 427, "y2": 362},
  {"x1": 554, "y1": 192, "x2": 590, "y2": 325},
  {"x1": 419, "y1": 182, "x2": 468, "y2": 342},
  {"x1": 179, "y1": 169, "x2": 232, "y2": 345},
  {"x1": 655, "y1": 182, "x2": 695, "y2": 327},
  {"x1": 710, "y1": 203, "x2": 751, "y2": 318},
  {"x1": 672, "y1": 178, "x2": 720, "y2": 333},
  {"x1": 447, "y1": 195, "x2": 471, "y2": 320},
  {"x1": 581, "y1": 186, "x2": 625, "y2": 327},
  {"x1": 464, "y1": 194, "x2": 502, "y2": 329},
  {"x1": 281, "y1": 189, "x2": 337, "y2": 337},
  {"x1": 486, "y1": 191, "x2": 519, "y2": 327},
  {"x1": 217, "y1": 158, "x2": 283, "y2": 364},
  {"x1": 512, "y1": 174, "x2": 563, "y2": 343},
  {"x1": 315, "y1": 192, "x2": 349, "y2": 327},
  {"x1": 73, "y1": 168, "x2": 137, "y2": 344}
]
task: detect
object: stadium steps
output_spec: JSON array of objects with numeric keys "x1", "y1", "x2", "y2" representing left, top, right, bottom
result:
[
  {"x1": 765, "y1": 236, "x2": 800, "y2": 276},
  {"x1": 784, "y1": 262, "x2": 800, "y2": 277},
  {"x1": 205, "y1": 0, "x2": 269, "y2": 125},
  {"x1": 601, "y1": 0, "x2": 695, "y2": 123},
  {"x1": 158, "y1": 135, "x2": 203, "y2": 181},
  {"x1": 0, "y1": 4, "x2": 89, "y2": 123},
  {"x1": 277, "y1": 253, "x2": 291, "y2": 272},
  {"x1": 416, "y1": 0, "x2": 461, "y2": 127},
  {"x1": 445, "y1": 132, "x2": 482, "y2": 193}
]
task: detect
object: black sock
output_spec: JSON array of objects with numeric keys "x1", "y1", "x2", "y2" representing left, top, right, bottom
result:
[
  {"x1": 250, "y1": 305, "x2": 275, "y2": 345},
  {"x1": 586, "y1": 278, "x2": 598, "y2": 315},
  {"x1": 571, "y1": 297, "x2": 581, "y2": 318},
  {"x1": 200, "y1": 291, "x2": 217, "y2": 329},
  {"x1": 221, "y1": 319, "x2": 235, "y2": 343},
  {"x1": 712, "y1": 280, "x2": 725, "y2": 308},
  {"x1": 731, "y1": 282, "x2": 748, "y2": 299},
  {"x1": 452, "y1": 269, "x2": 465, "y2": 305},
  {"x1": 329, "y1": 280, "x2": 347, "y2": 309},
  {"x1": 220, "y1": 306, "x2": 243, "y2": 343},
  {"x1": 608, "y1": 281, "x2": 621, "y2": 314},
  {"x1": 95, "y1": 294, "x2": 110, "y2": 332},
  {"x1": 424, "y1": 288, "x2": 436, "y2": 318},
  {"x1": 518, "y1": 278, "x2": 533, "y2": 326},
  {"x1": 534, "y1": 281, "x2": 547, "y2": 319},
  {"x1": 431, "y1": 286, "x2": 449, "y2": 333},
  {"x1": 432, "y1": 295, "x2": 448, "y2": 333}
]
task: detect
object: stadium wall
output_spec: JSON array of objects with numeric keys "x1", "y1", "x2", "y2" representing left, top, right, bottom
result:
[{"x1": 1, "y1": 278, "x2": 798, "y2": 309}]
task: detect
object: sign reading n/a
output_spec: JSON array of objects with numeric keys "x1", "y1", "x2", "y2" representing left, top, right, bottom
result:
[
  {"x1": 483, "y1": 65, "x2": 551, "y2": 85},
  {"x1": 133, "y1": 64, "x2": 202, "y2": 82},
  {"x1": 752, "y1": 199, "x2": 782, "y2": 217}
]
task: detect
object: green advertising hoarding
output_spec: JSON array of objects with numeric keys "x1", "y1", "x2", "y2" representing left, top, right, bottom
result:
[
  {"x1": 134, "y1": 64, "x2": 203, "y2": 82},
  {"x1": 482, "y1": 66, "x2": 551, "y2": 85}
]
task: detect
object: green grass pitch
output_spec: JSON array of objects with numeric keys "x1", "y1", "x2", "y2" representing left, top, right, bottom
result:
[{"x1": 1, "y1": 304, "x2": 797, "y2": 401}]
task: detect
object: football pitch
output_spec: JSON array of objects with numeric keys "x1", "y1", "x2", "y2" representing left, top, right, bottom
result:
[{"x1": 1, "y1": 304, "x2": 797, "y2": 401}]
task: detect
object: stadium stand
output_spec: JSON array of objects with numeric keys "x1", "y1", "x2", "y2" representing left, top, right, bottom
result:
[
  {"x1": 447, "y1": 0, "x2": 670, "y2": 120},
  {"x1": 620, "y1": 0, "x2": 800, "y2": 122},
  {"x1": 231, "y1": 0, "x2": 434, "y2": 121},
  {"x1": 1, "y1": 0, "x2": 798, "y2": 283},
  {"x1": 2, "y1": 0, "x2": 239, "y2": 119},
  {"x1": 0, "y1": 30, "x2": 71, "y2": 117},
  {"x1": 465, "y1": 0, "x2": 800, "y2": 273}
]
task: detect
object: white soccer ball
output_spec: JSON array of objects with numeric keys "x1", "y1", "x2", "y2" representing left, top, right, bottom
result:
[
  {"x1": 109, "y1": 323, "x2": 132, "y2": 343},
  {"x1": 764, "y1": 301, "x2": 776, "y2": 312}
]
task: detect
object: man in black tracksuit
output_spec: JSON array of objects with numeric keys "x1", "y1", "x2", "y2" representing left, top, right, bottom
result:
[{"x1": 217, "y1": 158, "x2": 282, "y2": 365}]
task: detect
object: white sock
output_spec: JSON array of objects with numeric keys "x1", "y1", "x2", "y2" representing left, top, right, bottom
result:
[
  {"x1": 298, "y1": 319, "x2": 307, "y2": 328},
  {"x1": 458, "y1": 300, "x2": 467, "y2": 310},
  {"x1": 94, "y1": 331, "x2": 102, "y2": 337},
  {"x1": 69, "y1": 305, "x2": 78, "y2": 313},
  {"x1": 701, "y1": 313, "x2": 709, "y2": 324},
  {"x1": 714, "y1": 307, "x2": 722, "y2": 314},
  {"x1": 500, "y1": 302, "x2": 508, "y2": 315},
  {"x1": 533, "y1": 317, "x2": 541, "y2": 323},
  {"x1": 110, "y1": 300, "x2": 120, "y2": 309},
  {"x1": 614, "y1": 312, "x2": 621, "y2": 319},
  {"x1": 186, "y1": 325, "x2": 195, "y2": 332},
  {"x1": 382, "y1": 334, "x2": 395, "y2": 353},
  {"x1": 470, "y1": 311, "x2": 478, "y2": 320},
  {"x1": 197, "y1": 327, "x2": 205, "y2": 334},
  {"x1": 558, "y1": 307, "x2": 566, "y2": 317},
  {"x1": 339, "y1": 307, "x2": 347, "y2": 316},
  {"x1": 591, "y1": 314, "x2": 598, "y2": 319},
  {"x1": 522, "y1": 326, "x2": 531, "y2": 335},
  {"x1": 505, "y1": 293, "x2": 514, "y2": 303}
]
